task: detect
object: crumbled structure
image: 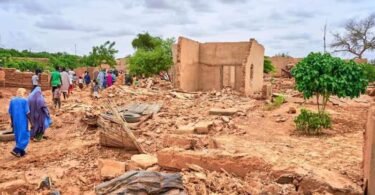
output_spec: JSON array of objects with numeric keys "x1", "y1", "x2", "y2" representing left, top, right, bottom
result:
[
  {"x1": 1, "y1": 68, "x2": 50, "y2": 90},
  {"x1": 171, "y1": 37, "x2": 264, "y2": 96}
]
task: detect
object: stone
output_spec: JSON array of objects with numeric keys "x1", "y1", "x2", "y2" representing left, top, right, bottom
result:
[
  {"x1": 262, "y1": 84, "x2": 272, "y2": 100},
  {"x1": 175, "y1": 125, "x2": 195, "y2": 134},
  {"x1": 130, "y1": 154, "x2": 158, "y2": 169},
  {"x1": 146, "y1": 165, "x2": 161, "y2": 172},
  {"x1": 194, "y1": 121, "x2": 213, "y2": 134},
  {"x1": 221, "y1": 116, "x2": 230, "y2": 123},
  {"x1": 209, "y1": 108, "x2": 238, "y2": 116},
  {"x1": 276, "y1": 117, "x2": 287, "y2": 123},
  {"x1": 0, "y1": 179, "x2": 27, "y2": 193},
  {"x1": 157, "y1": 148, "x2": 270, "y2": 177},
  {"x1": 98, "y1": 159, "x2": 126, "y2": 180},
  {"x1": 163, "y1": 134, "x2": 194, "y2": 149},
  {"x1": 287, "y1": 107, "x2": 297, "y2": 114}
]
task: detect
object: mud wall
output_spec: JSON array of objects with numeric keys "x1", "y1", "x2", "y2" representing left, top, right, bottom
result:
[
  {"x1": 1, "y1": 68, "x2": 50, "y2": 90},
  {"x1": 365, "y1": 104, "x2": 375, "y2": 194},
  {"x1": 177, "y1": 37, "x2": 200, "y2": 91},
  {"x1": 173, "y1": 37, "x2": 264, "y2": 95},
  {"x1": 244, "y1": 39, "x2": 265, "y2": 95},
  {"x1": 74, "y1": 67, "x2": 98, "y2": 80},
  {"x1": 199, "y1": 42, "x2": 250, "y2": 66},
  {"x1": 270, "y1": 56, "x2": 302, "y2": 77}
]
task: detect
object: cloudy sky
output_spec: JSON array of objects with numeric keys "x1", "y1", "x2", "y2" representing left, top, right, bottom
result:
[{"x1": 0, "y1": 0, "x2": 374, "y2": 59}]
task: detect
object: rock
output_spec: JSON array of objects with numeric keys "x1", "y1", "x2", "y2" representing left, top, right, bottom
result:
[
  {"x1": 209, "y1": 108, "x2": 238, "y2": 116},
  {"x1": 368, "y1": 88, "x2": 375, "y2": 96},
  {"x1": 0, "y1": 179, "x2": 27, "y2": 193},
  {"x1": 98, "y1": 159, "x2": 126, "y2": 180},
  {"x1": 163, "y1": 134, "x2": 194, "y2": 149},
  {"x1": 287, "y1": 107, "x2": 297, "y2": 114},
  {"x1": 157, "y1": 148, "x2": 270, "y2": 178},
  {"x1": 262, "y1": 84, "x2": 272, "y2": 100},
  {"x1": 221, "y1": 116, "x2": 230, "y2": 123},
  {"x1": 276, "y1": 117, "x2": 287, "y2": 123},
  {"x1": 130, "y1": 154, "x2": 158, "y2": 169},
  {"x1": 146, "y1": 165, "x2": 161, "y2": 172},
  {"x1": 194, "y1": 121, "x2": 213, "y2": 134},
  {"x1": 175, "y1": 125, "x2": 195, "y2": 134}
]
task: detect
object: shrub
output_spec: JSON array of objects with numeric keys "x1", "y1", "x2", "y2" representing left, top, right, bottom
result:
[
  {"x1": 265, "y1": 95, "x2": 285, "y2": 110},
  {"x1": 294, "y1": 109, "x2": 331, "y2": 135},
  {"x1": 291, "y1": 52, "x2": 368, "y2": 113},
  {"x1": 264, "y1": 56, "x2": 275, "y2": 74},
  {"x1": 360, "y1": 63, "x2": 375, "y2": 82}
]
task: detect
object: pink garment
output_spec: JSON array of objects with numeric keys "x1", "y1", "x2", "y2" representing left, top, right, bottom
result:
[{"x1": 107, "y1": 73, "x2": 113, "y2": 87}]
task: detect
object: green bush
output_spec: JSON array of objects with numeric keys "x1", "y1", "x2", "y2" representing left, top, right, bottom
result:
[
  {"x1": 294, "y1": 109, "x2": 331, "y2": 135},
  {"x1": 360, "y1": 63, "x2": 375, "y2": 82},
  {"x1": 3, "y1": 60, "x2": 47, "y2": 72},
  {"x1": 264, "y1": 56, "x2": 275, "y2": 74},
  {"x1": 265, "y1": 95, "x2": 285, "y2": 110}
]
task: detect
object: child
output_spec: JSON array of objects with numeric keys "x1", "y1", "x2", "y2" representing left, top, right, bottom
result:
[
  {"x1": 53, "y1": 85, "x2": 61, "y2": 109},
  {"x1": 78, "y1": 76, "x2": 84, "y2": 90},
  {"x1": 92, "y1": 80, "x2": 99, "y2": 99}
]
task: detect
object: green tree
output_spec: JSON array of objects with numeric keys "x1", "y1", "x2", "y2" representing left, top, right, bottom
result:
[
  {"x1": 264, "y1": 56, "x2": 275, "y2": 73},
  {"x1": 128, "y1": 34, "x2": 174, "y2": 77},
  {"x1": 291, "y1": 52, "x2": 368, "y2": 112},
  {"x1": 88, "y1": 41, "x2": 118, "y2": 67},
  {"x1": 131, "y1": 32, "x2": 163, "y2": 51}
]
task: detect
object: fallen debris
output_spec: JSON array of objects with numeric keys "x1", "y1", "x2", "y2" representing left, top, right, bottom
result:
[
  {"x1": 95, "y1": 171, "x2": 185, "y2": 194},
  {"x1": 129, "y1": 154, "x2": 158, "y2": 169},
  {"x1": 99, "y1": 159, "x2": 126, "y2": 180},
  {"x1": 209, "y1": 108, "x2": 238, "y2": 116}
]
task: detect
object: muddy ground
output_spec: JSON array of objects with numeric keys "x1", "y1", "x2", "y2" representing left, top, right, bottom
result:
[{"x1": 0, "y1": 78, "x2": 371, "y2": 194}]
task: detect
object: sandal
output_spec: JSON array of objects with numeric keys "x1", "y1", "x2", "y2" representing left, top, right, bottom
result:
[{"x1": 11, "y1": 151, "x2": 22, "y2": 158}]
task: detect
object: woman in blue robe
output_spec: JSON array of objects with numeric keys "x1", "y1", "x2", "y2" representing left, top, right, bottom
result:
[
  {"x1": 28, "y1": 86, "x2": 52, "y2": 141},
  {"x1": 9, "y1": 88, "x2": 32, "y2": 157}
]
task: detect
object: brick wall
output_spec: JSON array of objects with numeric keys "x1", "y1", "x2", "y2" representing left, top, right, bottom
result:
[{"x1": 1, "y1": 68, "x2": 50, "y2": 90}]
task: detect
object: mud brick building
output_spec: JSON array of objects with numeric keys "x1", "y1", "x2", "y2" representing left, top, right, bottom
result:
[
  {"x1": 171, "y1": 37, "x2": 265, "y2": 96},
  {"x1": 0, "y1": 68, "x2": 50, "y2": 90}
]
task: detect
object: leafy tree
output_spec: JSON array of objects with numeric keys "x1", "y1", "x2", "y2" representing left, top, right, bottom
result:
[
  {"x1": 331, "y1": 14, "x2": 375, "y2": 59},
  {"x1": 291, "y1": 52, "x2": 368, "y2": 112},
  {"x1": 264, "y1": 56, "x2": 275, "y2": 73},
  {"x1": 131, "y1": 32, "x2": 163, "y2": 51},
  {"x1": 360, "y1": 63, "x2": 375, "y2": 82},
  {"x1": 87, "y1": 41, "x2": 118, "y2": 67},
  {"x1": 128, "y1": 35, "x2": 174, "y2": 77}
]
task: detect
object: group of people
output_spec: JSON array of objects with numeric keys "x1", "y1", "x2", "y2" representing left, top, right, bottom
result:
[
  {"x1": 8, "y1": 87, "x2": 51, "y2": 157},
  {"x1": 94, "y1": 69, "x2": 117, "y2": 89}
]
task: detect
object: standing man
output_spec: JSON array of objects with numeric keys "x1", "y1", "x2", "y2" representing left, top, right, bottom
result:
[
  {"x1": 84, "y1": 71, "x2": 91, "y2": 87},
  {"x1": 50, "y1": 66, "x2": 62, "y2": 101},
  {"x1": 9, "y1": 88, "x2": 32, "y2": 157},
  {"x1": 31, "y1": 69, "x2": 40, "y2": 91},
  {"x1": 60, "y1": 68, "x2": 70, "y2": 99}
]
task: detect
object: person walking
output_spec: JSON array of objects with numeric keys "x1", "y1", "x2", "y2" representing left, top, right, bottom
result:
[
  {"x1": 60, "y1": 68, "x2": 70, "y2": 100},
  {"x1": 106, "y1": 71, "x2": 113, "y2": 87},
  {"x1": 28, "y1": 86, "x2": 52, "y2": 141},
  {"x1": 97, "y1": 70, "x2": 105, "y2": 89},
  {"x1": 31, "y1": 69, "x2": 41, "y2": 92},
  {"x1": 9, "y1": 88, "x2": 32, "y2": 157},
  {"x1": 50, "y1": 66, "x2": 62, "y2": 101},
  {"x1": 84, "y1": 71, "x2": 91, "y2": 87}
]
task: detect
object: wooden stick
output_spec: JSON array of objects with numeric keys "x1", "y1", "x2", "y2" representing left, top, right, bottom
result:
[{"x1": 107, "y1": 100, "x2": 146, "y2": 154}]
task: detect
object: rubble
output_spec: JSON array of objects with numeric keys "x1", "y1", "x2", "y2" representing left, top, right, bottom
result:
[
  {"x1": 209, "y1": 108, "x2": 238, "y2": 116},
  {"x1": 98, "y1": 159, "x2": 126, "y2": 180},
  {"x1": 129, "y1": 154, "x2": 158, "y2": 169}
]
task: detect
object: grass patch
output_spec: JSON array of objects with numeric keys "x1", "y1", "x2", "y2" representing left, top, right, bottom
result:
[
  {"x1": 265, "y1": 95, "x2": 285, "y2": 110},
  {"x1": 294, "y1": 109, "x2": 331, "y2": 135}
]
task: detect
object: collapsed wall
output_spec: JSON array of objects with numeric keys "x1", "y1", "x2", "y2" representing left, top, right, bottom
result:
[
  {"x1": 0, "y1": 68, "x2": 50, "y2": 90},
  {"x1": 172, "y1": 37, "x2": 264, "y2": 95}
]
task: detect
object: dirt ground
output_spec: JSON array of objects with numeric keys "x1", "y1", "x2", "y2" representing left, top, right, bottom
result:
[{"x1": 0, "y1": 77, "x2": 371, "y2": 194}]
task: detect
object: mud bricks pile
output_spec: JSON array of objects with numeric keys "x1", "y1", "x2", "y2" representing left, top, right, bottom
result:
[{"x1": 2, "y1": 68, "x2": 50, "y2": 90}]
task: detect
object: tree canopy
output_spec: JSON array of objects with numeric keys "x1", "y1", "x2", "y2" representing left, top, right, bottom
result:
[
  {"x1": 331, "y1": 14, "x2": 375, "y2": 59},
  {"x1": 291, "y1": 52, "x2": 368, "y2": 112},
  {"x1": 128, "y1": 33, "x2": 174, "y2": 77}
]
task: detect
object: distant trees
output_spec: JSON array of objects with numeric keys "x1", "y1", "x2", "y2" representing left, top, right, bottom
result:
[
  {"x1": 85, "y1": 41, "x2": 118, "y2": 67},
  {"x1": 331, "y1": 14, "x2": 375, "y2": 59},
  {"x1": 263, "y1": 56, "x2": 275, "y2": 74},
  {"x1": 128, "y1": 33, "x2": 174, "y2": 77}
]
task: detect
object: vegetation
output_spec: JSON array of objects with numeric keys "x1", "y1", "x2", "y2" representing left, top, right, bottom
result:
[
  {"x1": 291, "y1": 52, "x2": 368, "y2": 113},
  {"x1": 331, "y1": 14, "x2": 375, "y2": 59},
  {"x1": 360, "y1": 63, "x2": 375, "y2": 82},
  {"x1": 86, "y1": 41, "x2": 118, "y2": 67},
  {"x1": 264, "y1": 56, "x2": 275, "y2": 74},
  {"x1": 291, "y1": 52, "x2": 368, "y2": 134},
  {"x1": 265, "y1": 95, "x2": 285, "y2": 110},
  {"x1": 294, "y1": 109, "x2": 331, "y2": 135},
  {"x1": 128, "y1": 33, "x2": 174, "y2": 77},
  {"x1": 274, "y1": 53, "x2": 291, "y2": 58}
]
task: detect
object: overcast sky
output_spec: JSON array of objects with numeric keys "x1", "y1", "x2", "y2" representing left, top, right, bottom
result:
[{"x1": 0, "y1": 0, "x2": 374, "y2": 59}]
